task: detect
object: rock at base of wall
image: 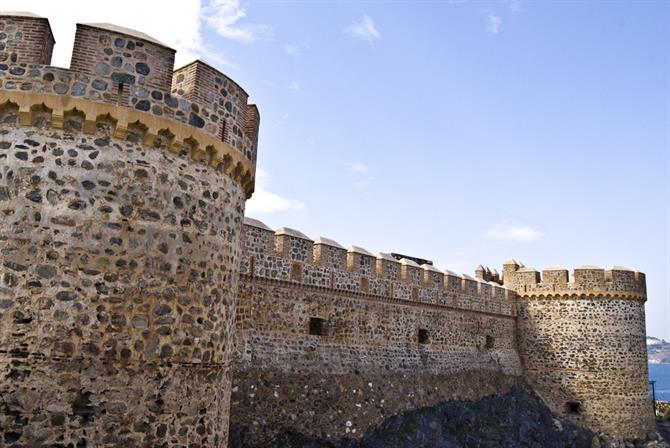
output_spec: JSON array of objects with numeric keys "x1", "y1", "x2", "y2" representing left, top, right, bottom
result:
[
  {"x1": 231, "y1": 383, "x2": 596, "y2": 448},
  {"x1": 229, "y1": 369, "x2": 520, "y2": 447}
]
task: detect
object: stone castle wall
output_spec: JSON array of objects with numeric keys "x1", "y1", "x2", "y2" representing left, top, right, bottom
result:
[
  {"x1": 230, "y1": 218, "x2": 522, "y2": 446},
  {"x1": 505, "y1": 262, "x2": 656, "y2": 439},
  {"x1": 0, "y1": 13, "x2": 257, "y2": 447}
]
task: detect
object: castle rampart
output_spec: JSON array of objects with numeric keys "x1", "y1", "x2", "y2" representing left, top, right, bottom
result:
[
  {"x1": 231, "y1": 218, "x2": 522, "y2": 445},
  {"x1": 0, "y1": 13, "x2": 257, "y2": 447}
]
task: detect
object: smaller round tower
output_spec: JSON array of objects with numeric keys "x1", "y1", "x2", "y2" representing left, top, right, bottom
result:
[{"x1": 507, "y1": 262, "x2": 655, "y2": 439}]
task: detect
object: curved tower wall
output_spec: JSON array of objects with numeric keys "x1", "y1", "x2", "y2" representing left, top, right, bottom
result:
[
  {"x1": 0, "y1": 14, "x2": 257, "y2": 447},
  {"x1": 507, "y1": 263, "x2": 655, "y2": 439}
]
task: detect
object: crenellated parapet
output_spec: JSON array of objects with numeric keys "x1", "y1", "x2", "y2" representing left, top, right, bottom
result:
[
  {"x1": 240, "y1": 217, "x2": 516, "y2": 316},
  {"x1": 502, "y1": 259, "x2": 646, "y2": 300},
  {"x1": 0, "y1": 13, "x2": 258, "y2": 196}
]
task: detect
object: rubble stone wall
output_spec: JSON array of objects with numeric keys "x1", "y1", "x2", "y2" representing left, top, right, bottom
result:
[
  {"x1": 506, "y1": 262, "x2": 655, "y2": 439},
  {"x1": 230, "y1": 220, "x2": 522, "y2": 445}
]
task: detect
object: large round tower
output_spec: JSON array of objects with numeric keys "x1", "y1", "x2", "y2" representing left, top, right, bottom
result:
[
  {"x1": 506, "y1": 261, "x2": 656, "y2": 439},
  {"x1": 0, "y1": 13, "x2": 257, "y2": 447}
]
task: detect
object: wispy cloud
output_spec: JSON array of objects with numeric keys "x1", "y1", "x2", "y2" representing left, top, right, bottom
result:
[
  {"x1": 348, "y1": 162, "x2": 373, "y2": 192},
  {"x1": 246, "y1": 169, "x2": 306, "y2": 214},
  {"x1": 273, "y1": 113, "x2": 289, "y2": 127},
  {"x1": 203, "y1": 0, "x2": 272, "y2": 43},
  {"x1": 344, "y1": 15, "x2": 381, "y2": 44},
  {"x1": 348, "y1": 162, "x2": 368, "y2": 174},
  {"x1": 503, "y1": 0, "x2": 522, "y2": 12},
  {"x1": 483, "y1": 10, "x2": 502, "y2": 34},
  {"x1": 288, "y1": 81, "x2": 301, "y2": 92},
  {"x1": 283, "y1": 43, "x2": 302, "y2": 57},
  {"x1": 486, "y1": 220, "x2": 543, "y2": 242}
]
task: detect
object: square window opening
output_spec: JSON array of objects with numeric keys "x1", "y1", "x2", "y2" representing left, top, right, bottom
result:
[
  {"x1": 485, "y1": 335, "x2": 494, "y2": 349},
  {"x1": 567, "y1": 402, "x2": 581, "y2": 415},
  {"x1": 309, "y1": 317, "x2": 327, "y2": 336},
  {"x1": 418, "y1": 329, "x2": 429, "y2": 344}
]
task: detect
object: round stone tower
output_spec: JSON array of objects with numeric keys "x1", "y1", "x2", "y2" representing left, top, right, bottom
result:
[
  {"x1": 0, "y1": 13, "x2": 257, "y2": 447},
  {"x1": 506, "y1": 261, "x2": 656, "y2": 440}
]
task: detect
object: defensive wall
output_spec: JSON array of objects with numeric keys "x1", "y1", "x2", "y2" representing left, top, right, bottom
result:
[
  {"x1": 0, "y1": 13, "x2": 257, "y2": 447},
  {"x1": 231, "y1": 218, "x2": 523, "y2": 446},
  {"x1": 503, "y1": 261, "x2": 655, "y2": 439}
]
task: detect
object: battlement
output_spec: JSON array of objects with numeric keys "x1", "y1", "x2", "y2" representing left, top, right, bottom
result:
[
  {"x1": 0, "y1": 12, "x2": 259, "y2": 194},
  {"x1": 502, "y1": 260, "x2": 646, "y2": 299},
  {"x1": 172, "y1": 60, "x2": 259, "y2": 164},
  {"x1": 241, "y1": 217, "x2": 516, "y2": 315},
  {"x1": 0, "y1": 12, "x2": 55, "y2": 65}
]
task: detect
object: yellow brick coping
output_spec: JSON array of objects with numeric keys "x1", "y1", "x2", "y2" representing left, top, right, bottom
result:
[{"x1": 0, "y1": 90, "x2": 256, "y2": 198}]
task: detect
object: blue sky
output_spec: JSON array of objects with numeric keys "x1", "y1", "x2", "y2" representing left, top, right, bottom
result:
[{"x1": 24, "y1": 0, "x2": 669, "y2": 339}]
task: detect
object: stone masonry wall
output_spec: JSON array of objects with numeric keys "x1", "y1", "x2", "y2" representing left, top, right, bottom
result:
[
  {"x1": 0, "y1": 13, "x2": 257, "y2": 448},
  {"x1": 506, "y1": 262, "x2": 656, "y2": 439},
  {"x1": 230, "y1": 219, "x2": 522, "y2": 446}
]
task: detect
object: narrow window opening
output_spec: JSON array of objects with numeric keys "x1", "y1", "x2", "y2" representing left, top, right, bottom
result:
[
  {"x1": 567, "y1": 402, "x2": 581, "y2": 415},
  {"x1": 418, "y1": 329, "x2": 429, "y2": 344},
  {"x1": 360, "y1": 276, "x2": 369, "y2": 292},
  {"x1": 485, "y1": 335, "x2": 494, "y2": 349},
  {"x1": 117, "y1": 83, "x2": 124, "y2": 105},
  {"x1": 220, "y1": 121, "x2": 227, "y2": 142},
  {"x1": 291, "y1": 262, "x2": 302, "y2": 281},
  {"x1": 309, "y1": 317, "x2": 327, "y2": 336}
]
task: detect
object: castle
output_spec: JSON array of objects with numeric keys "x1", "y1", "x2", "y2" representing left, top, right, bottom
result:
[{"x1": 0, "y1": 13, "x2": 656, "y2": 447}]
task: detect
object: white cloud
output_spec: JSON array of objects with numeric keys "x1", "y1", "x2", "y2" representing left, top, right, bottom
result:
[
  {"x1": 288, "y1": 81, "x2": 301, "y2": 92},
  {"x1": 283, "y1": 44, "x2": 302, "y2": 57},
  {"x1": 348, "y1": 162, "x2": 368, "y2": 174},
  {"x1": 246, "y1": 169, "x2": 306, "y2": 214},
  {"x1": 18, "y1": 0, "x2": 271, "y2": 70},
  {"x1": 344, "y1": 15, "x2": 381, "y2": 44},
  {"x1": 203, "y1": 0, "x2": 272, "y2": 43},
  {"x1": 484, "y1": 11, "x2": 502, "y2": 34},
  {"x1": 486, "y1": 220, "x2": 543, "y2": 242}
]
